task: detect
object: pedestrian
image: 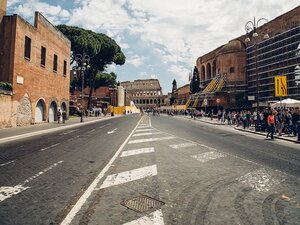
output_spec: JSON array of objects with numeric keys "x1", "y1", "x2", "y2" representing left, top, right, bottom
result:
[
  {"x1": 266, "y1": 110, "x2": 275, "y2": 140},
  {"x1": 57, "y1": 109, "x2": 61, "y2": 124},
  {"x1": 62, "y1": 110, "x2": 67, "y2": 123}
]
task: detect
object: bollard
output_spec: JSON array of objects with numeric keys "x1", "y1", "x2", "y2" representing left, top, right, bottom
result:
[{"x1": 297, "y1": 121, "x2": 300, "y2": 142}]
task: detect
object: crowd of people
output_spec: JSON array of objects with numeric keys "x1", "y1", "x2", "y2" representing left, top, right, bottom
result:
[{"x1": 164, "y1": 107, "x2": 300, "y2": 140}]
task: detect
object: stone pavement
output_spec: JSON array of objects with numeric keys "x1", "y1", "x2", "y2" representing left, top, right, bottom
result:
[
  {"x1": 0, "y1": 115, "x2": 117, "y2": 143},
  {"x1": 170, "y1": 114, "x2": 300, "y2": 144}
]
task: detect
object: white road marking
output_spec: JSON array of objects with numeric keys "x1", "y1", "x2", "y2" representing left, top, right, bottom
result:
[
  {"x1": 121, "y1": 147, "x2": 155, "y2": 157},
  {"x1": 59, "y1": 130, "x2": 78, "y2": 135},
  {"x1": 191, "y1": 151, "x2": 226, "y2": 162},
  {"x1": 100, "y1": 165, "x2": 157, "y2": 189},
  {"x1": 0, "y1": 160, "x2": 15, "y2": 167},
  {"x1": 40, "y1": 143, "x2": 60, "y2": 152},
  {"x1": 237, "y1": 168, "x2": 285, "y2": 192},
  {"x1": 128, "y1": 136, "x2": 175, "y2": 144},
  {"x1": 99, "y1": 123, "x2": 110, "y2": 129},
  {"x1": 169, "y1": 143, "x2": 197, "y2": 149},
  {"x1": 135, "y1": 129, "x2": 154, "y2": 132},
  {"x1": 0, "y1": 161, "x2": 63, "y2": 202},
  {"x1": 87, "y1": 129, "x2": 96, "y2": 133},
  {"x1": 107, "y1": 128, "x2": 118, "y2": 134},
  {"x1": 133, "y1": 132, "x2": 161, "y2": 137},
  {"x1": 123, "y1": 209, "x2": 164, "y2": 225},
  {"x1": 60, "y1": 118, "x2": 142, "y2": 225}
]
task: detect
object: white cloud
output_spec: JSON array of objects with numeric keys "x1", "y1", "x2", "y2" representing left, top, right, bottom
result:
[
  {"x1": 7, "y1": 0, "x2": 300, "y2": 92},
  {"x1": 139, "y1": 71, "x2": 158, "y2": 79},
  {"x1": 168, "y1": 65, "x2": 190, "y2": 83},
  {"x1": 127, "y1": 54, "x2": 144, "y2": 67}
]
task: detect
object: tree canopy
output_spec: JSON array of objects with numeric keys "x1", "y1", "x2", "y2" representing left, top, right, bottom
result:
[{"x1": 56, "y1": 25, "x2": 126, "y2": 108}]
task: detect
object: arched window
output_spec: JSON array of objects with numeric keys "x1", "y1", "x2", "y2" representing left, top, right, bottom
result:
[
  {"x1": 212, "y1": 60, "x2": 216, "y2": 78},
  {"x1": 201, "y1": 65, "x2": 205, "y2": 80},
  {"x1": 207, "y1": 63, "x2": 212, "y2": 80}
]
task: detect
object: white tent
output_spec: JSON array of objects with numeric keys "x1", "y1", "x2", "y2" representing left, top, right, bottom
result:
[{"x1": 271, "y1": 98, "x2": 300, "y2": 108}]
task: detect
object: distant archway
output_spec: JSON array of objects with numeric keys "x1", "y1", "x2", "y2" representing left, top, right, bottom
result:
[
  {"x1": 35, "y1": 99, "x2": 46, "y2": 123},
  {"x1": 207, "y1": 63, "x2": 212, "y2": 80},
  {"x1": 49, "y1": 101, "x2": 58, "y2": 122},
  {"x1": 212, "y1": 60, "x2": 216, "y2": 77},
  {"x1": 201, "y1": 65, "x2": 205, "y2": 80}
]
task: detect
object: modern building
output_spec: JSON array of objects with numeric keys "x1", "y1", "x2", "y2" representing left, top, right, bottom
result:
[
  {"x1": 121, "y1": 79, "x2": 166, "y2": 109},
  {"x1": 245, "y1": 6, "x2": 300, "y2": 107},
  {"x1": 0, "y1": 0, "x2": 71, "y2": 126}
]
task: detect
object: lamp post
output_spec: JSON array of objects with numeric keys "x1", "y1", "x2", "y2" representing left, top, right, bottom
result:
[
  {"x1": 74, "y1": 53, "x2": 90, "y2": 122},
  {"x1": 245, "y1": 17, "x2": 269, "y2": 131}
]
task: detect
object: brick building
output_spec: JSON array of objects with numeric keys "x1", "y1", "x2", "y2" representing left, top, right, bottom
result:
[
  {"x1": 0, "y1": 1, "x2": 71, "y2": 126},
  {"x1": 194, "y1": 5, "x2": 300, "y2": 110},
  {"x1": 121, "y1": 79, "x2": 166, "y2": 109}
]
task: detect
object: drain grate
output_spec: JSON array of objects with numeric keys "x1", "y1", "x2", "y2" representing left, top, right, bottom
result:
[{"x1": 121, "y1": 195, "x2": 165, "y2": 213}]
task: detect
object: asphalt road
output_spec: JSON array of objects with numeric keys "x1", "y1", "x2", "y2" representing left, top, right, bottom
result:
[{"x1": 0, "y1": 115, "x2": 299, "y2": 225}]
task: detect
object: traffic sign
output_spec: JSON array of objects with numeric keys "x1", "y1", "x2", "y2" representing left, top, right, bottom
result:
[
  {"x1": 274, "y1": 76, "x2": 287, "y2": 97},
  {"x1": 203, "y1": 98, "x2": 208, "y2": 106}
]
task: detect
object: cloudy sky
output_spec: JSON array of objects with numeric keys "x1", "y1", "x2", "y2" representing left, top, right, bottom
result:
[{"x1": 6, "y1": 0, "x2": 300, "y2": 93}]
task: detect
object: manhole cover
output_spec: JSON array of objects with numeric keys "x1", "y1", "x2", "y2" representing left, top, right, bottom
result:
[{"x1": 121, "y1": 195, "x2": 165, "y2": 213}]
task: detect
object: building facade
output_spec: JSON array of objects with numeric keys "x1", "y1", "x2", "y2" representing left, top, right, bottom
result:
[
  {"x1": 121, "y1": 79, "x2": 166, "y2": 109},
  {"x1": 0, "y1": 5, "x2": 71, "y2": 126},
  {"x1": 194, "y1": 5, "x2": 300, "y2": 110}
]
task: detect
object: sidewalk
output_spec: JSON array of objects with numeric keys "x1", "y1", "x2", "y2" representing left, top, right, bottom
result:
[
  {"x1": 173, "y1": 114, "x2": 300, "y2": 144},
  {"x1": 0, "y1": 115, "x2": 116, "y2": 143}
]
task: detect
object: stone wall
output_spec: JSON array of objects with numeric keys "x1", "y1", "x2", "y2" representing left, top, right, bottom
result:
[{"x1": 0, "y1": 90, "x2": 17, "y2": 128}]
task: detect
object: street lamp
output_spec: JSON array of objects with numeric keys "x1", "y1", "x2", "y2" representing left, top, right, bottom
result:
[
  {"x1": 73, "y1": 53, "x2": 90, "y2": 122},
  {"x1": 245, "y1": 17, "x2": 269, "y2": 131}
]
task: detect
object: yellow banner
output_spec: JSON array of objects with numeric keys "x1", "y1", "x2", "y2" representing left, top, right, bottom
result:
[{"x1": 274, "y1": 76, "x2": 287, "y2": 97}]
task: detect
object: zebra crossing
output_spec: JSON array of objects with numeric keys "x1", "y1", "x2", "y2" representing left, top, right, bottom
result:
[{"x1": 62, "y1": 116, "x2": 287, "y2": 225}]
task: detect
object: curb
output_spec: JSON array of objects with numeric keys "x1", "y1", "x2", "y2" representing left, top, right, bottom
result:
[
  {"x1": 172, "y1": 115, "x2": 299, "y2": 144},
  {"x1": 0, "y1": 116, "x2": 116, "y2": 144}
]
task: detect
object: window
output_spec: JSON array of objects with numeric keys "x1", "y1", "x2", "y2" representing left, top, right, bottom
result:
[
  {"x1": 53, "y1": 54, "x2": 58, "y2": 72},
  {"x1": 63, "y1": 60, "x2": 67, "y2": 76},
  {"x1": 24, "y1": 36, "x2": 31, "y2": 59},
  {"x1": 229, "y1": 67, "x2": 235, "y2": 73},
  {"x1": 41, "y1": 46, "x2": 46, "y2": 66}
]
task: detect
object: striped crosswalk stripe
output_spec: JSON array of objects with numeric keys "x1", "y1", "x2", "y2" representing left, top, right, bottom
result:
[
  {"x1": 133, "y1": 132, "x2": 161, "y2": 137},
  {"x1": 100, "y1": 165, "x2": 157, "y2": 189},
  {"x1": 121, "y1": 147, "x2": 155, "y2": 157},
  {"x1": 128, "y1": 136, "x2": 175, "y2": 144},
  {"x1": 123, "y1": 209, "x2": 164, "y2": 225},
  {"x1": 135, "y1": 129, "x2": 154, "y2": 132}
]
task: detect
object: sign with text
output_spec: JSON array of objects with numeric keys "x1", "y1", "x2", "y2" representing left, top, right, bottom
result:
[{"x1": 274, "y1": 76, "x2": 287, "y2": 97}]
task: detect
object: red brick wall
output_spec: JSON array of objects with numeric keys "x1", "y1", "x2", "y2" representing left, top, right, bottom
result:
[{"x1": 1, "y1": 12, "x2": 71, "y2": 124}]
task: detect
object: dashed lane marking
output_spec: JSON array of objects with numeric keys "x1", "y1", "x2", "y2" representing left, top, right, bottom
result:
[
  {"x1": 123, "y1": 209, "x2": 165, "y2": 225},
  {"x1": 59, "y1": 129, "x2": 78, "y2": 135},
  {"x1": 0, "y1": 160, "x2": 15, "y2": 167},
  {"x1": 169, "y1": 143, "x2": 197, "y2": 149},
  {"x1": 0, "y1": 161, "x2": 63, "y2": 202},
  {"x1": 121, "y1": 147, "x2": 155, "y2": 157},
  {"x1": 87, "y1": 129, "x2": 96, "y2": 133},
  {"x1": 40, "y1": 143, "x2": 60, "y2": 152},
  {"x1": 133, "y1": 132, "x2": 161, "y2": 137},
  {"x1": 128, "y1": 136, "x2": 175, "y2": 144},
  {"x1": 100, "y1": 165, "x2": 157, "y2": 189},
  {"x1": 191, "y1": 151, "x2": 226, "y2": 162}
]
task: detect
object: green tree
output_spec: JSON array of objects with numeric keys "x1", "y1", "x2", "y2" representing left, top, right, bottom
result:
[
  {"x1": 56, "y1": 25, "x2": 126, "y2": 108},
  {"x1": 94, "y1": 72, "x2": 117, "y2": 89}
]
